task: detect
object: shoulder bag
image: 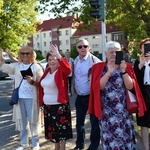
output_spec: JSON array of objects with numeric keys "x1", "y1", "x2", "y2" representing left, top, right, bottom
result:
[
  {"x1": 9, "y1": 78, "x2": 23, "y2": 106},
  {"x1": 126, "y1": 90, "x2": 138, "y2": 113},
  {"x1": 9, "y1": 63, "x2": 34, "y2": 106}
]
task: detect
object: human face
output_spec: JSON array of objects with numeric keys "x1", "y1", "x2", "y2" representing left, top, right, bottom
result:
[
  {"x1": 65, "y1": 52, "x2": 70, "y2": 58},
  {"x1": 20, "y1": 50, "x2": 32, "y2": 64},
  {"x1": 77, "y1": 41, "x2": 90, "y2": 59},
  {"x1": 47, "y1": 55, "x2": 59, "y2": 71},
  {"x1": 105, "y1": 48, "x2": 118, "y2": 63}
]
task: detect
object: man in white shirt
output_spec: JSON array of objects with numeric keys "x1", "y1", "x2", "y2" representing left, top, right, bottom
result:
[{"x1": 73, "y1": 39, "x2": 101, "y2": 150}]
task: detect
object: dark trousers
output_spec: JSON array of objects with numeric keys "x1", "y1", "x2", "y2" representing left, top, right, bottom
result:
[
  {"x1": 68, "y1": 76, "x2": 72, "y2": 93},
  {"x1": 75, "y1": 95, "x2": 100, "y2": 149}
]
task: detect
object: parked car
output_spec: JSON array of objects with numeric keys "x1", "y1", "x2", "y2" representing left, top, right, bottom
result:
[
  {"x1": 39, "y1": 59, "x2": 47, "y2": 70},
  {"x1": 0, "y1": 58, "x2": 13, "y2": 79}
]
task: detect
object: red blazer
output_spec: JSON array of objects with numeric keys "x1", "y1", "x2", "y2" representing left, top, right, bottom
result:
[
  {"x1": 38, "y1": 58, "x2": 71, "y2": 107},
  {"x1": 88, "y1": 62, "x2": 147, "y2": 118}
]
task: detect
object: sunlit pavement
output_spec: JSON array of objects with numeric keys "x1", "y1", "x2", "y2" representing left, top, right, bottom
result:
[{"x1": 0, "y1": 79, "x2": 144, "y2": 150}]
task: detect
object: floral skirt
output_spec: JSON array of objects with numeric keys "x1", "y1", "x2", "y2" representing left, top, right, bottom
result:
[{"x1": 44, "y1": 103, "x2": 73, "y2": 143}]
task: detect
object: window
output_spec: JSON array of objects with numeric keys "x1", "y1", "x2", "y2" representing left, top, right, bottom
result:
[
  {"x1": 59, "y1": 31, "x2": 62, "y2": 36},
  {"x1": 92, "y1": 44, "x2": 99, "y2": 48},
  {"x1": 49, "y1": 32, "x2": 52, "y2": 37},
  {"x1": 37, "y1": 42, "x2": 40, "y2": 48},
  {"x1": 52, "y1": 28, "x2": 57, "y2": 31},
  {"x1": 59, "y1": 41, "x2": 62, "y2": 45},
  {"x1": 93, "y1": 36, "x2": 99, "y2": 39},
  {"x1": 37, "y1": 34, "x2": 39, "y2": 39},
  {"x1": 65, "y1": 30, "x2": 69, "y2": 35},
  {"x1": 74, "y1": 39, "x2": 79, "y2": 44},
  {"x1": 43, "y1": 33, "x2": 46, "y2": 38},
  {"x1": 113, "y1": 33, "x2": 124, "y2": 41},
  {"x1": 44, "y1": 42, "x2": 46, "y2": 47},
  {"x1": 66, "y1": 40, "x2": 69, "y2": 45}
]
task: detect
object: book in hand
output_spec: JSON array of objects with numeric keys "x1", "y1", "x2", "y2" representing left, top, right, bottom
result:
[{"x1": 20, "y1": 67, "x2": 33, "y2": 79}]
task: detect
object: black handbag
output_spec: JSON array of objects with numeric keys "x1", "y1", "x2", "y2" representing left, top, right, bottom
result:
[{"x1": 9, "y1": 78, "x2": 23, "y2": 106}]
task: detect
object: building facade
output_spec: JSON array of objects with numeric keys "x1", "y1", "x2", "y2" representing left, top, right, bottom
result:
[{"x1": 28, "y1": 16, "x2": 126, "y2": 57}]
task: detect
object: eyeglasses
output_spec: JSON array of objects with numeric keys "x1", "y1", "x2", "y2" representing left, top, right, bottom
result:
[
  {"x1": 77, "y1": 45, "x2": 88, "y2": 49},
  {"x1": 48, "y1": 57, "x2": 58, "y2": 61},
  {"x1": 21, "y1": 52, "x2": 31, "y2": 55}
]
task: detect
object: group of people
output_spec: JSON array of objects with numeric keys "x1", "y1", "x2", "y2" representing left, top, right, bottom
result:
[{"x1": 0, "y1": 38, "x2": 149, "y2": 150}]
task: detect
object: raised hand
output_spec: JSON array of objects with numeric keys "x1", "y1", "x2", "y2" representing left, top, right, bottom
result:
[
  {"x1": 49, "y1": 44, "x2": 61, "y2": 59},
  {"x1": 107, "y1": 59, "x2": 116, "y2": 75},
  {"x1": 120, "y1": 60, "x2": 127, "y2": 72}
]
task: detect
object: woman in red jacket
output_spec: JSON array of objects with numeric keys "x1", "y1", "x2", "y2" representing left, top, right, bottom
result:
[
  {"x1": 39, "y1": 44, "x2": 72, "y2": 150},
  {"x1": 88, "y1": 41, "x2": 146, "y2": 150}
]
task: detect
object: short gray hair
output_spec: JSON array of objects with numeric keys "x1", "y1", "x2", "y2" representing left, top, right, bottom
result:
[
  {"x1": 105, "y1": 41, "x2": 121, "y2": 52},
  {"x1": 76, "y1": 39, "x2": 89, "y2": 46}
]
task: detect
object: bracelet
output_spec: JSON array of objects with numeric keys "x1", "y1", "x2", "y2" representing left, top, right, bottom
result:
[
  {"x1": 30, "y1": 80, "x2": 34, "y2": 85},
  {"x1": 121, "y1": 71, "x2": 127, "y2": 75}
]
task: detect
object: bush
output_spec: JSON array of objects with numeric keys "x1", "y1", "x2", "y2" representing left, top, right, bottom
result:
[{"x1": 35, "y1": 50, "x2": 44, "y2": 61}]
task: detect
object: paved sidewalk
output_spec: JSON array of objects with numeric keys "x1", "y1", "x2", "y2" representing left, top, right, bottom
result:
[{"x1": 0, "y1": 80, "x2": 144, "y2": 150}]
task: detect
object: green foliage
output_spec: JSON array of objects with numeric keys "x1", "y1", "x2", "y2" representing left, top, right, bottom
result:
[
  {"x1": 70, "y1": 46, "x2": 78, "y2": 59},
  {"x1": 106, "y1": 0, "x2": 150, "y2": 40},
  {"x1": 0, "y1": 0, "x2": 40, "y2": 51},
  {"x1": 35, "y1": 50, "x2": 45, "y2": 61},
  {"x1": 37, "y1": 0, "x2": 150, "y2": 57}
]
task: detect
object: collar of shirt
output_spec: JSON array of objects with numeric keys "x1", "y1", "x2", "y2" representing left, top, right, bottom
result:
[{"x1": 77, "y1": 53, "x2": 90, "y2": 61}]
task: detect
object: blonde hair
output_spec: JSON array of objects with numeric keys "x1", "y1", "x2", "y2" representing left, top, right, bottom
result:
[
  {"x1": 105, "y1": 41, "x2": 121, "y2": 52},
  {"x1": 18, "y1": 46, "x2": 36, "y2": 62}
]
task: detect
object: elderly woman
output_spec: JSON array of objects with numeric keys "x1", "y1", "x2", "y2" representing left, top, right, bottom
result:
[
  {"x1": 39, "y1": 44, "x2": 73, "y2": 150},
  {"x1": 88, "y1": 41, "x2": 146, "y2": 150},
  {"x1": 134, "y1": 38, "x2": 150, "y2": 150},
  {"x1": 0, "y1": 46, "x2": 43, "y2": 150}
]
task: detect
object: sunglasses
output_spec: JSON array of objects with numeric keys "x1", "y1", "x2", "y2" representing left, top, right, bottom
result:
[
  {"x1": 21, "y1": 52, "x2": 31, "y2": 55},
  {"x1": 77, "y1": 45, "x2": 88, "y2": 49}
]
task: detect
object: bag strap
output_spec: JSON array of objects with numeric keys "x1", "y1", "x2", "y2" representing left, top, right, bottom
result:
[
  {"x1": 18, "y1": 78, "x2": 23, "y2": 88},
  {"x1": 18, "y1": 62, "x2": 34, "y2": 88}
]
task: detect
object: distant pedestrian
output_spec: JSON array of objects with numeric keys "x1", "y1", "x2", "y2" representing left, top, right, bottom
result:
[{"x1": 64, "y1": 51, "x2": 74, "y2": 97}]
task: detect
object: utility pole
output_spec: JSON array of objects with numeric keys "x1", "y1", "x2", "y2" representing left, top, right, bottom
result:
[
  {"x1": 89, "y1": 0, "x2": 106, "y2": 61},
  {"x1": 101, "y1": 16, "x2": 106, "y2": 61}
]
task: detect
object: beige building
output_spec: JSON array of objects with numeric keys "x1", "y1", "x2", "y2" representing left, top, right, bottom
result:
[{"x1": 28, "y1": 16, "x2": 126, "y2": 57}]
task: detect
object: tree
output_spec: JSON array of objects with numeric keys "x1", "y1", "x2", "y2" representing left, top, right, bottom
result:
[
  {"x1": 0, "y1": 0, "x2": 40, "y2": 51},
  {"x1": 38, "y1": 0, "x2": 150, "y2": 57},
  {"x1": 106, "y1": 0, "x2": 150, "y2": 57},
  {"x1": 70, "y1": 46, "x2": 78, "y2": 59}
]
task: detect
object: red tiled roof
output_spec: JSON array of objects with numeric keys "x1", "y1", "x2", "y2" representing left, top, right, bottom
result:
[
  {"x1": 37, "y1": 16, "x2": 74, "y2": 31},
  {"x1": 72, "y1": 21, "x2": 120, "y2": 36}
]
